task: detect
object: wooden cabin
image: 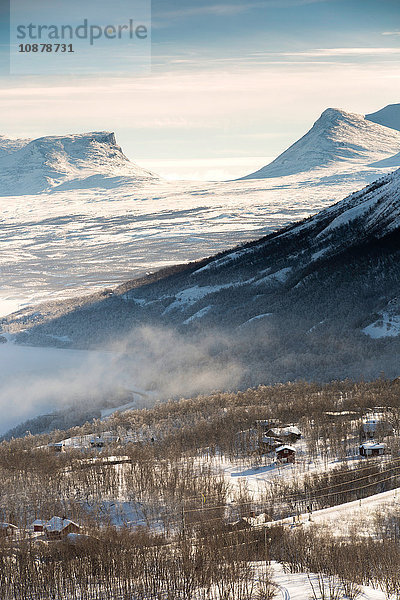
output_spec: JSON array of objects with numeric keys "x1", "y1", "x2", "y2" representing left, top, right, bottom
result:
[
  {"x1": 32, "y1": 519, "x2": 46, "y2": 532},
  {"x1": 359, "y1": 441, "x2": 386, "y2": 457},
  {"x1": 45, "y1": 517, "x2": 81, "y2": 540},
  {"x1": 276, "y1": 445, "x2": 296, "y2": 463}
]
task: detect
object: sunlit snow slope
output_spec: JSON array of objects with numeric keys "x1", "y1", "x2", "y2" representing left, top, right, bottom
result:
[
  {"x1": 0, "y1": 131, "x2": 158, "y2": 195},
  {"x1": 240, "y1": 108, "x2": 400, "y2": 179}
]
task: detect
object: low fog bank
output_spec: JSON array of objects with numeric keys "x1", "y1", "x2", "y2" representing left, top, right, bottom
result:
[
  {"x1": 3, "y1": 317, "x2": 400, "y2": 438},
  {"x1": 0, "y1": 326, "x2": 243, "y2": 436}
]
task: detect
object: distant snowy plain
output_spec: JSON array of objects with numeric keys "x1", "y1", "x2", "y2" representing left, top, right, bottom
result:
[{"x1": 0, "y1": 166, "x2": 389, "y2": 317}]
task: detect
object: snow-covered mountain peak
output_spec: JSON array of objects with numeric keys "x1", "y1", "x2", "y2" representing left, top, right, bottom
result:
[
  {"x1": 240, "y1": 107, "x2": 400, "y2": 179},
  {"x1": 315, "y1": 107, "x2": 355, "y2": 124},
  {"x1": 0, "y1": 131, "x2": 159, "y2": 195},
  {"x1": 311, "y1": 107, "x2": 381, "y2": 136}
]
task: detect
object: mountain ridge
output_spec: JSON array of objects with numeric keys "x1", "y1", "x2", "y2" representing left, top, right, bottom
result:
[
  {"x1": 240, "y1": 108, "x2": 400, "y2": 179},
  {"x1": 4, "y1": 166, "x2": 400, "y2": 384},
  {"x1": 0, "y1": 131, "x2": 159, "y2": 195},
  {"x1": 0, "y1": 135, "x2": 31, "y2": 157}
]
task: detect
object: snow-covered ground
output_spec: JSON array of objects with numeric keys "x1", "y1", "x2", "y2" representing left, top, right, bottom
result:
[
  {"x1": 0, "y1": 166, "x2": 392, "y2": 318},
  {"x1": 301, "y1": 487, "x2": 400, "y2": 535},
  {"x1": 271, "y1": 562, "x2": 386, "y2": 600},
  {"x1": 209, "y1": 440, "x2": 362, "y2": 501},
  {"x1": 363, "y1": 312, "x2": 400, "y2": 339}
]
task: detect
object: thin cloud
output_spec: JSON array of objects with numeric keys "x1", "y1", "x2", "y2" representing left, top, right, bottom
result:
[
  {"x1": 154, "y1": 0, "x2": 329, "y2": 21},
  {"x1": 278, "y1": 47, "x2": 400, "y2": 57},
  {"x1": 0, "y1": 61, "x2": 399, "y2": 157}
]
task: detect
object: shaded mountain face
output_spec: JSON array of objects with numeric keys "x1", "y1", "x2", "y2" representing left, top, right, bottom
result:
[
  {"x1": 0, "y1": 131, "x2": 158, "y2": 195},
  {"x1": 366, "y1": 103, "x2": 400, "y2": 132},
  {"x1": 240, "y1": 108, "x2": 400, "y2": 179},
  {"x1": 6, "y1": 168, "x2": 400, "y2": 385}
]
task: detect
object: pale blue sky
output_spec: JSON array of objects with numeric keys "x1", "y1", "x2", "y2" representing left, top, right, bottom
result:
[{"x1": 0, "y1": 0, "x2": 400, "y2": 178}]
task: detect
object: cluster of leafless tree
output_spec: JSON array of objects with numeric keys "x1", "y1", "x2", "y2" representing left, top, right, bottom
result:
[
  {"x1": 3, "y1": 520, "x2": 400, "y2": 600},
  {"x1": 0, "y1": 527, "x2": 276, "y2": 600},
  {"x1": 0, "y1": 377, "x2": 399, "y2": 598},
  {"x1": 1, "y1": 378, "x2": 400, "y2": 529},
  {"x1": 272, "y1": 526, "x2": 400, "y2": 600}
]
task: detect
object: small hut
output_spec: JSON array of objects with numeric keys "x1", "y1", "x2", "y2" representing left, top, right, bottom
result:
[
  {"x1": 276, "y1": 445, "x2": 296, "y2": 463},
  {"x1": 359, "y1": 441, "x2": 386, "y2": 457},
  {"x1": 32, "y1": 519, "x2": 46, "y2": 533},
  {"x1": 45, "y1": 517, "x2": 81, "y2": 540}
]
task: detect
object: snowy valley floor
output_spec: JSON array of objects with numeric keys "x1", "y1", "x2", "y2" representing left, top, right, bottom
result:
[{"x1": 0, "y1": 165, "x2": 389, "y2": 317}]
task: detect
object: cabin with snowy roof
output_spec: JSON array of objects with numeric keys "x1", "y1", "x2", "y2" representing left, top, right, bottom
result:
[
  {"x1": 0, "y1": 522, "x2": 17, "y2": 538},
  {"x1": 266, "y1": 425, "x2": 301, "y2": 443},
  {"x1": 276, "y1": 445, "x2": 296, "y2": 463},
  {"x1": 32, "y1": 519, "x2": 46, "y2": 532},
  {"x1": 359, "y1": 441, "x2": 386, "y2": 457},
  {"x1": 45, "y1": 517, "x2": 81, "y2": 540}
]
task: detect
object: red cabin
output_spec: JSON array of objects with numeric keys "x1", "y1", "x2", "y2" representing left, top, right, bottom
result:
[{"x1": 276, "y1": 445, "x2": 296, "y2": 463}]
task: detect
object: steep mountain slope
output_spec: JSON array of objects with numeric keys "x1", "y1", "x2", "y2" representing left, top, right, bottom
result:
[
  {"x1": 6, "y1": 168, "x2": 400, "y2": 384},
  {"x1": 0, "y1": 131, "x2": 158, "y2": 195},
  {"x1": 240, "y1": 108, "x2": 400, "y2": 179},
  {"x1": 366, "y1": 103, "x2": 400, "y2": 131}
]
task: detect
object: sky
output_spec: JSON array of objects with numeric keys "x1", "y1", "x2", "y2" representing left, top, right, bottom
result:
[{"x1": 0, "y1": 0, "x2": 400, "y2": 179}]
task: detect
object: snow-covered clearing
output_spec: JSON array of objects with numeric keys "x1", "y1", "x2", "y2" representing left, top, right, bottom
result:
[
  {"x1": 271, "y1": 562, "x2": 386, "y2": 600},
  {"x1": 210, "y1": 441, "x2": 363, "y2": 501},
  {"x1": 363, "y1": 312, "x2": 400, "y2": 339}
]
